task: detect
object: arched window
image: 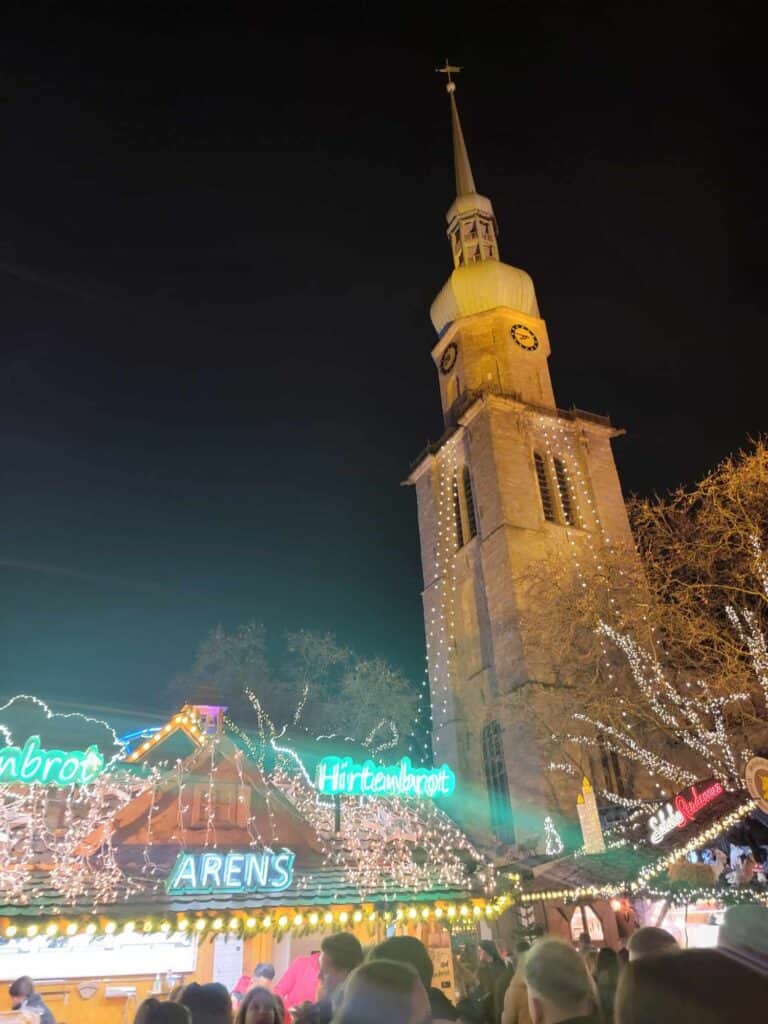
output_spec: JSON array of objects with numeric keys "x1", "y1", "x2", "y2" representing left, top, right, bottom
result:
[
  {"x1": 453, "y1": 474, "x2": 464, "y2": 549},
  {"x1": 553, "y1": 457, "x2": 578, "y2": 526},
  {"x1": 534, "y1": 452, "x2": 556, "y2": 522},
  {"x1": 482, "y1": 721, "x2": 515, "y2": 843},
  {"x1": 462, "y1": 466, "x2": 477, "y2": 540}
]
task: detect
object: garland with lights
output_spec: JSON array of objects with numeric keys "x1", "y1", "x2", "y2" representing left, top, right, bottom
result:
[{"x1": 0, "y1": 891, "x2": 519, "y2": 941}]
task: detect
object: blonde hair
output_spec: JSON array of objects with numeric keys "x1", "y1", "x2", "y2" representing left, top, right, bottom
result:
[{"x1": 524, "y1": 939, "x2": 597, "y2": 1014}]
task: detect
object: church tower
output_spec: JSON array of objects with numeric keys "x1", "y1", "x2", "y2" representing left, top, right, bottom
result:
[{"x1": 406, "y1": 73, "x2": 635, "y2": 843}]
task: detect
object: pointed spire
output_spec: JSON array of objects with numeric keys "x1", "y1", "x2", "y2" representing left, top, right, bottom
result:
[
  {"x1": 449, "y1": 90, "x2": 476, "y2": 197},
  {"x1": 436, "y1": 60, "x2": 477, "y2": 197}
]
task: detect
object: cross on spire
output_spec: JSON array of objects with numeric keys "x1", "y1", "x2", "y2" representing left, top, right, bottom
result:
[{"x1": 436, "y1": 59, "x2": 462, "y2": 94}]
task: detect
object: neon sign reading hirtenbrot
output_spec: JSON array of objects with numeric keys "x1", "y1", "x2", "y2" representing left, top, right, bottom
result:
[
  {"x1": 166, "y1": 850, "x2": 295, "y2": 894},
  {"x1": 0, "y1": 735, "x2": 105, "y2": 786},
  {"x1": 315, "y1": 755, "x2": 456, "y2": 798}
]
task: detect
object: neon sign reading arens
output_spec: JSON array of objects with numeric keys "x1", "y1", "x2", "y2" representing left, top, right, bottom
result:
[
  {"x1": 0, "y1": 736, "x2": 105, "y2": 787},
  {"x1": 648, "y1": 780, "x2": 724, "y2": 844},
  {"x1": 315, "y1": 755, "x2": 456, "y2": 799},
  {"x1": 166, "y1": 850, "x2": 295, "y2": 894}
]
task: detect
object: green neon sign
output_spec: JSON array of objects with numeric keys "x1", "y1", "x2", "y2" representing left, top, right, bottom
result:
[
  {"x1": 315, "y1": 755, "x2": 456, "y2": 799},
  {"x1": 166, "y1": 850, "x2": 295, "y2": 894},
  {"x1": 0, "y1": 735, "x2": 105, "y2": 786}
]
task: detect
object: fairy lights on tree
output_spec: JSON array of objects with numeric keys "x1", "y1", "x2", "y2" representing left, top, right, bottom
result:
[{"x1": 548, "y1": 535, "x2": 768, "y2": 804}]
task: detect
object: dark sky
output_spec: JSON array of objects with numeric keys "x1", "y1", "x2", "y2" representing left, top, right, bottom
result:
[{"x1": 0, "y1": 2, "x2": 763, "y2": 720}]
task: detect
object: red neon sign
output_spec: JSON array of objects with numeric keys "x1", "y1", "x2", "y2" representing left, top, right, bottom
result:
[
  {"x1": 674, "y1": 780, "x2": 724, "y2": 823},
  {"x1": 648, "y1": 780, "x2": 725, "y2": 844}
]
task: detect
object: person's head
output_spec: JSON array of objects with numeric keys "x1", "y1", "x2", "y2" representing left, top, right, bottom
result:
[
  {"x1": 524, "y1": 939, "x2": 597, "y2": 1024},
  {"x1": 626, "y1": 927, "x2": 679, "y2": 962},
  {"x1": 576, "y1": 931, "x2": 590, "y2": 952},
  {"x1": 179, "y1": 981, "x2": 233, "y2": 1024},
  {"x1": 616, "y1": 948, "x2": 767, "y2": 1024},
  {"x1": 478, "y1": 940, "x2": 502, "y2": 964},
  {"x1": 595, "y1": 947, "x2": 619, "y2": 976},
  {"x1": 319, "y1": 932, "x2": 365, "y2": 998},
  {"x1": 253, "y1": 964, "x2": 275, "y2": 983},
  {"x1": 332, "y1": 959, "x2": 429, "y2": 1024},
  {"x1": 235, "y1": 987, "x2": 278, "y2": 1024},
  {"x1": 718, "y1": 904, "x2": 768, "y2": 970},
  {"x1": 515, "y1": 940, "x2": 531, "y2": 955},
  {"x1": 369, "y1": 936, "x2": 434, "y2": 989},
  {"x1": 135, "y1": 998, "x2": 192, "y2": 1024},
  {"x1": 8, "y1": 976, "x2": 35, "y2": 1008}
]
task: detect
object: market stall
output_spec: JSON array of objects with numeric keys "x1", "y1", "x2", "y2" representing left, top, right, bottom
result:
[
  {"x1": 519, "y1": 772, "x2": 768, "y2": 948},
  {"x1": 0, "y1": 697, "x2": 515, "y2": 1023}
]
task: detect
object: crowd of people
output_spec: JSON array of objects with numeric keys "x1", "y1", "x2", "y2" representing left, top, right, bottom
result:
[{"x1": 7, "y1": 904, "x2": 767, "y2": 1024}]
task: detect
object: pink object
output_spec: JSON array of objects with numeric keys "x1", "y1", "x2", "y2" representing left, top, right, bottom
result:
[
  {"x1": 274, "y1": 951, "x2": 321, "y2": 1008},
  {"x1": 232, "y1": 974, "x2": 252, "y2": 995}
]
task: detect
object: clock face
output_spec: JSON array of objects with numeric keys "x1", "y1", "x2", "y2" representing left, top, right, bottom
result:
[
  {"x1": 511, "y1": 323, "x2": 539, "y2": 351},
  {"x1": 440, "y1": 342, "x2": 458, "y2": 374}
]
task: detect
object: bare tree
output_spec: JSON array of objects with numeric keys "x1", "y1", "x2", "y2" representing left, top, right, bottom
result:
[{"x1": 506, "y1": 439, "x2": 768, "y2": 804}]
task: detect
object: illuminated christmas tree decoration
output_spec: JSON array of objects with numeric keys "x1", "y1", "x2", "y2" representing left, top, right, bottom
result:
[
  {"x1": 0, "y1": 735, "x2": 105, "y2": 786},
  {"x1": 315, "y1": 755, "x2": 455, "y2": 798},
  {"x1": 543, "y1": 816, "x2": 564, "y2": 856}
]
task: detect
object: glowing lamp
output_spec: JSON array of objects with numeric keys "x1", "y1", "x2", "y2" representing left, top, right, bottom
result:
[{"x1": 66, "y1": 923, "x2": 78, "y2": 936}]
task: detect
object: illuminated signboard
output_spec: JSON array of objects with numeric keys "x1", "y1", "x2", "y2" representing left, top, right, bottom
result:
[
  {"x1": 166, "y1": 850, "x2": 295, "y2": 895},
  {"x1": 648, "y1": 780, "x2": 724, "y2": 844},
  {"x1": 745, "y1": 756, "x2": 768, "y2": 814},
  {"x1": 0, "y1": 735, "x2": 105, "y2": 787},
  {"x1": 315, "y1": 755, "x2": 456, "y2": 799}
]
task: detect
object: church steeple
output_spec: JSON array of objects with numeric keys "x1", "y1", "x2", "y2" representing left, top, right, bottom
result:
[
  {"x1": 449, "y1": 84, "x2": 476, "y2": 196},
  {"x1": 437, "y1": 63, "x2": 499, "y2": 269}
]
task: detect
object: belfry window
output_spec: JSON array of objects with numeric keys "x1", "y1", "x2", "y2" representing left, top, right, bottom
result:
[
  {"x1": 553, "y1": 458, "x2": 578, "y2": 526},
  {"x1": 482, "y1": 722, "x2": 515, "y2": 843},
  {"x1": 453, "y1": 474, "x2": 464, "y2": 549},
  {"x1": 534, "y1": 453, "x2": 557, "y2": 522},
  {"x1": 462, "y1": 466, "x2": 477, "y2": 540}
]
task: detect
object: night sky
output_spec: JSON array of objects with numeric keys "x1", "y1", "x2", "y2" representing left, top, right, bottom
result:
[{"x1": 0, "y1": 2, "x2": 763, "y2": 721}]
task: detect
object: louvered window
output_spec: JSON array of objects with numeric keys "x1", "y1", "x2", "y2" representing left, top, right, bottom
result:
[
  {"x1": 534, "y1": 453, "x2": 556, "y2": 522},
  {"x1": 554, "y1": 457, "x2": 578, "y2": 526},
  {"x1": 453, "y1": 475, "x2": 464, "y2": 549},
  {"x1": 463, "y1": 466, "x2": 477, "y2": 540},
  {"x1": 482, "y1": 722, "x2": 515, "y2": 843}
]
